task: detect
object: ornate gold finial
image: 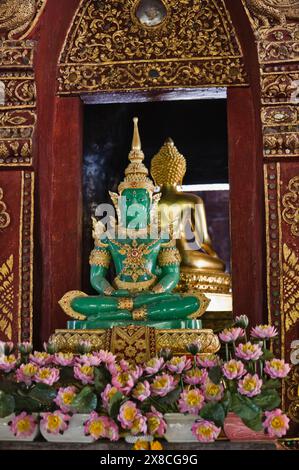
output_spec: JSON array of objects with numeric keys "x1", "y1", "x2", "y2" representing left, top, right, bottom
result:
[
  {"x1": 118, "y1": 117, "x2": 155, "y2": 193},
  {"x1": 151, "y1": 138, "x2": 187, "y2": 186}
]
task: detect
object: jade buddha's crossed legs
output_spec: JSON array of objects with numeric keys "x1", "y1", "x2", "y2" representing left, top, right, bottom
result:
[{"x1": 71, "y1": 294, "x2": 199, "y2": 322}]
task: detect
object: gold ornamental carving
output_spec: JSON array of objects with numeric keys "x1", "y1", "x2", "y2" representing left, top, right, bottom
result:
[
  {"x1": 0, "y1": 0, "x2": 46, "y2": 39},
  {"x1": 177, "y1": 270, "x2": 231, "y2": 295},
  {"x1": 0, "y1": 254, "x2": 14, "y2": 341},
  {"x1": 0, "y1": 187, "x2": 10, "y2": 229},
  {"x1": 50, "y1": 327, "x2": 220, "y2": 362},
  {"x1": 58, "y1": 0, "x2": 247, "y2": 93},
  {"x1": 282, "y1": 244, "x2": 299, "y2": 332},
  {"x1": 287, "y1": 365, "x2": 299, "y2": 423},
  {"x1": 282, "y1": 176, "x2": 299, "y2": 237},
  {"x1": 243, "y1": 1, "x2": 299, "y2": 28}
]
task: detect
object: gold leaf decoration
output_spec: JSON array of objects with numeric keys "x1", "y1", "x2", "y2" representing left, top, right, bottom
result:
[
  {"x1": 0, "y1": 187, "x2": 10, "y2": 229},
  {"x1": 0, "y1": 255, "x2": 14, "y2": 341},
  {"x1": 0, "y1": 0, "x2": 46, "y2": 39},
  {"x1": 282, "y1": 176, "x2": 299, "y2": 237},
  {"x1": 283, "y1": 244, "x2": 299, "y2": 332}
]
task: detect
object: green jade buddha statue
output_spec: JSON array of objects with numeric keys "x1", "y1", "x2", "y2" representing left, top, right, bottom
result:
[{"x1": 59, "y1": 118, "x2": 208, "y2": 330}]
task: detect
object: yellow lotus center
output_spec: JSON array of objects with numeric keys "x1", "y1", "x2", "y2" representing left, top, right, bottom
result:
[
  {"x1": 89, "y1": 420, "x2": 104, "y2": 437},
  {"x1": 148, "y1": 416, "x2": 159, "y2": 433},
  {"x1": 134, "y1": 441, "x2": 149, "y2": 450},
  {"x1": 17, "y1": 418, "x2": 31, "y2": 433},
  {"x1": 197, "y1": 426, "x2": 213, "y2": 438},
  {"x1": 81, "y1": 365, "x2": 93, "y2": 376},
  {"x1": 151, "y1": 441, "x2": 163, "y2": 450},
  {"x1": 244, "y1": 344, "x2": 255, "y2": 353},
  {"x1": 243, "y1": 378, "x2": 257, "y2": 391},
  {"x1": 227, "y1": 363, "x2": 238, "y2": 372},
  {"x1": 118, "y1": 372, "x2": 130, "y2": 386},
  {"x1": 35, "y1": 352, "x2": 49, "y2": 359},
  {"x1": 108, "y1": 387, "x2": 118, "y2": 400},
  {"x1": 170, "y1": 357, "x2": 181, "y2": 365},
  {"x1": 187, "y1": 390, "x2": 202, "y2": 406},
  {"x1": 206, "y1": 384, "x2": 220, "y2": 396},
  {"x1": 271, "y1": 417, "x2": 283, "y2": 429},
  {"x1": 38, "y1": 369, "x2": 52, "y2": 379},
  {"x1": 24, "y1": 364, "x2": 38, "y2": 376},
  {"x1": 5, "y1": 355, "x2": 15, "y2": 364},
  {"x1": 62, "y1": 391, "x2": 74, "y2": 405},
  {"x1": 47, "y1": 415, "x2": 62, "y2": 431},
  {"x1": 154, "y1": 377, "x2": 168, "y2": 389},
  {"x1": 147, "y1": 359, "x2": 157, "y2": 368},
  {"x1": 271, "y1": 360, "x2": 282, "y2": 370},
  {"x1": 58, "y1": 353, "x2": 73, "y2": 360},
  {"x1": 123, "y1": 406, "x2": 137, "y2": 422}
]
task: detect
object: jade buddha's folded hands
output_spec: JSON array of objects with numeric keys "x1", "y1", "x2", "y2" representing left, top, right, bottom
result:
[{"x1": 110, "y1": 289, "x2": 131, "y2": 298}]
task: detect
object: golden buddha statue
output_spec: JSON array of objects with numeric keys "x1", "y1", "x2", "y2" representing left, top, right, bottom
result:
[{"x1": 151, "y1": 139, "x2": 232, "y2": 321}]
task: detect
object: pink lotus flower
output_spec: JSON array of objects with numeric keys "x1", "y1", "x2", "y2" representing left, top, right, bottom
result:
[
  {"x1": 196, "y1": 355, "x2": 219, "y2": 368},
  {"x1": 101, "y1": 384, "x2": 119, "y2": 411},
  {"x1": 118, "y1": 401, "x2": 139, "y2": 429},
  {"x1": 222, "y1": 360, "x2": 246, "y2": 380},
  {"x1": 96, "y1": 350, "x2": 116, "y2": 365},
  {"x1": 78, "y1": 353, "x2": 103, "y2": 366},
  {"x1": 184, "y1": 368, "x2": 208, "y2": 385},
  {"x1": 132, "y1": 381, "x2": 151, "y2": 402},
  {"x1": 84, "y1": 412, "x2": 119, "y2": 441},
  {"x1": 0, "y1": 354, "x2": 17, "y2": 373},
  {"x1": 238, "y1": 373, "x2": 262, "y2": 397},
  {"x1": 10, "y1": 412, "x2": 37, "y2": 438},
  {"x1": 53, "y1": 352, "x2": 75, "y2": 367},
  {"x1": 251, "y1": 325, "x2": 278, "y2": 340},
  {"x1": 146, "y1": 407, "x2": 167, "y2": 437},
  {"x1": 40, "y1": 411, "x2": 70, "y2": 434},
  {"x1": 151, "y1": 373, "x2": 178, "y2": 397},
  {"x1": 263, "y1": 409, "x2": 290, "y2": 437},
  {"x1": 119, "y1": 359, "x2": 130, "y2": 371},
  {"x1": 167, "y1": 356, "x2": 192, "y2": 374},
  {"x1": 131, "y1": 414, "x2": 147, "y2": 436},
  {"x1": 235, "y1": 342, "x2": 263, "y2": 361},
  {"x1": 34, "y1": 367, "x2": 60, "y2": 386},
  {"x1": 145, "y1": 357, "x2": 164, "y2": 375},
  {"x1": 54, "y1": 386, "x2": 77, "y2": 413},
  {"x1": 73, "y1": 364, "x2": 95, "y2": 384},
  {"x1": 234, "y1": 315, "x2": 249, "y2": 329},
  {"x1": 30, "y1": 352, "x2": 52, "y2": 366},
  {"x1": 0, "y1": 341, "x2": 14, "y2": 355},
  {"x1": 129, "y1": 365, "x2": 144, "y2": 381},
  {"x1": 17, "y1": 342, "x2": 33, "y2": 354},
  {"x1": 264, "y1": 359, "x2": 290, "y2": 379},
  {"x1": 106, "y1": 420, "x2": 120, "y2": 442},
  {"x1": 203, "y1": 380, "x2": 224, "y2": 402},
  {"x1": 192, "y1": 420, "x2": 221, "y2": 443},
  {"x1": 178, "y1": 388, "x2": 205, "y2": 414},
  {"x1": 112, "y1": 371, "x2": 135, "y2": 394},
  {"x1": 16, "y1": 363, "x2": 38, "y2": 385},
  {"x1": 219, "y1": 327, "x2": 245, "y2": 343}
]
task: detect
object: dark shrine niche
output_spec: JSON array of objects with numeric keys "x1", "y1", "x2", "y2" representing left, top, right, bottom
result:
[{"x1": 82, "y1": 99, "x2": 230, "y2": 292}]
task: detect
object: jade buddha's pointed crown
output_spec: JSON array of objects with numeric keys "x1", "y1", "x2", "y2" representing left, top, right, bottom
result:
[{"x1": 118, "y1": 117, "x2": 155, "y2": 194}]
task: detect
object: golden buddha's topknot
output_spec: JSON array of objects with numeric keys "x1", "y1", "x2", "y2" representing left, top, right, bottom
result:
[{"x1": 151, "y1": 138, "x2": 187, "y2": 186}]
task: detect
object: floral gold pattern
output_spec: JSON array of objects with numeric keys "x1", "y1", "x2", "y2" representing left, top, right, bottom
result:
[
  {"x1": 282, "y1": 244, "x2": 299, "y2": 332},
  {"x1": 132, "y1": 306, "x2": 147, "y2": 321},
  {"x1": 0, "y1": 0, "x2": 46, "y2": 39},
  {"x1": 0, "y1": 187, "x2": 10, "y2": 229},
  {"x1": 282, "y1": 176, "x2": 299, "y2": 237},
  {"x1": 158, "y1": 247, "x2": 181, "y2": 266},
  {"x1": 286, "y1": 365, "x2": 299, "y2": 423},
  {"x1": 177, "y1": 270, "x2": 231, "y2": 294},
  {"x1": 117, "y1": 297, "x2": 134, "y2": 311},
  {"x1": 0, "y1": 254, "x2": 13, "y2": 341},
  {"x1": 58, "y1": 0, "x2": 247, "y2": 94},
  {"x1": 89, "y1": 248, "x2": 111, "y2": 268},
  {"x1": 58, "y1": 291, "x2": 88, "y2": 321},
  {"x1": 50, "y1": 326, "x2": 220, "y2": 363}
]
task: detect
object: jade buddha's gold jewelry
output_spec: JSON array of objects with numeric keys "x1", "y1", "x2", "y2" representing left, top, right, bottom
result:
[
  {"x1": 114, "y1": 276, "x2": 157, "y2": 292},
  {"x1": 152, "y1": 283, "x2": 165, "y2": 294},
  {"x1": 158, "y1": 247, "x2": 181, "y2": 266},
  {"x1": 132, "y1": 307, "x2": 147, "y2": 321},
  {"x1": 89, "y1": 249, "x2": 111, "y2": 268},
  {"x1": 117, "y1": 297, "x2": 134, "y2": 311},
  {"x1": 104, "y1": 286, "x2": 115, "y2": 296}
]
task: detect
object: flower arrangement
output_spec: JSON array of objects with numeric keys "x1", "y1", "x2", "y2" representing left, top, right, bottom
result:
[{"x1": 0, "y1": 317, "x2": 291, "y2": 443}]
